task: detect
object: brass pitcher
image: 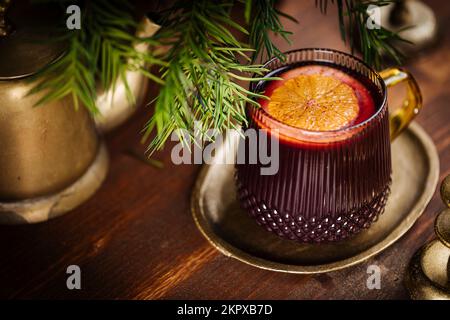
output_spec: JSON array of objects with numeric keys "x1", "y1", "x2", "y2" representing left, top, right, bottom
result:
[{"x1": 0, "y1": 1, "x2": 108, "y2": 224}]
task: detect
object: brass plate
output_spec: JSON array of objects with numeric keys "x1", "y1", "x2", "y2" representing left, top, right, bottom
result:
[{"x1": 191, "y1": 122, "x2": 439, "y2": 273}]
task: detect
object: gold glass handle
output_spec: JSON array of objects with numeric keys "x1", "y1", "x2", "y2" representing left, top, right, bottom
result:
[{"x1": 379, "y1": 67, "x2": 423, "y2": 141}]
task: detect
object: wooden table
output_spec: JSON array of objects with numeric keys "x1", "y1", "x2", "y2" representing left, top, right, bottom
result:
[{"x1": 1, "y1": 1, "x2": 449, "y2": 299}]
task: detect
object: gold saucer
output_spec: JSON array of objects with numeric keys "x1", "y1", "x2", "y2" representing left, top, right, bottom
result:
[{"x1": 191, "y1": 122, "x2": 439, "y2": 274}]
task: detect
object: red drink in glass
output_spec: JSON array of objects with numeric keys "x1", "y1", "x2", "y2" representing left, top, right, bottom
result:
[{"x1": 236, "y1": 49, "x2": 422, "y2": 243}]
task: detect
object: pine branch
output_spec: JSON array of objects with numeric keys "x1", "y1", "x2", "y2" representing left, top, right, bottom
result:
[
  {"x1": 316, "y1": 0, "x2": 406, "y2": 69},
  {"x1": 30, "y1": 0, "x2": 295, "y2": 154},
  {"x1": 143, "y1": 0, "x2": 272, "y2": 154},
  {"x1": 246, "y1": 0, "x2": 298, "y2": 62},
  {"x1": 30, "y1": 0, "x2": 405, "y2": 154},
  {"x1": 30, "y1": 0, "x2": 165, "y2": 113}
]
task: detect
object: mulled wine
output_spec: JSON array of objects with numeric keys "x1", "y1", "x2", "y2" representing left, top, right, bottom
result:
[{"x1": 236, "y1": 48, "x2": 422, "y2": 243}]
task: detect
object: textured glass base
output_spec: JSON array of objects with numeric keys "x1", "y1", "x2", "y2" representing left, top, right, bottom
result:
[
  {"x1": 237, "y1": 182, "x2": 391, "y2": 243},
  {"x1": 235, "y1": 49, "x2": 394, "y2": 244}
]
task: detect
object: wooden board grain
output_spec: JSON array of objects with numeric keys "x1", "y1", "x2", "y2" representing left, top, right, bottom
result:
[{"x1": 0, "y1": 0, "x2": 449, "y2": 299}]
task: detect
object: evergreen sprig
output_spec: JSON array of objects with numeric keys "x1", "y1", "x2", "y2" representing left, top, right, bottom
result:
[
  {"x1": 143, "y1": 0, "x2": 274, "y2": 153},
  {"x1": 30, "y1": 0, "x2": 165, "y2": 114},
  {"x1": 28, "y1": 29, "x2": 98, "y2": 113},
  {"x1": 31, "y1": 0, "x2": 403, "y2": 154},
  {"x1": 316, "y1": 0, "x2": 406, "y2": 69},
  {"x1": 245, "y1": 0, "x2": 298, "y2": 62}
]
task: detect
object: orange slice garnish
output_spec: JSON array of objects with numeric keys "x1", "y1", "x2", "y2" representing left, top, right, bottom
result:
[{"x1": 266, "y1": 74, "x2": 359, "y2": 131}]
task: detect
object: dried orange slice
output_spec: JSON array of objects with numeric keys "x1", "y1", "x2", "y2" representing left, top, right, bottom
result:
[{"x1": 266, "y1": 74, "x2": 359, "y2": 131}]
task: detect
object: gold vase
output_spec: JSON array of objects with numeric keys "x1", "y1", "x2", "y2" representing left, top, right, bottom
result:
[{"x1": 0, "y1": 1, "x2": 109, "y2": 224}]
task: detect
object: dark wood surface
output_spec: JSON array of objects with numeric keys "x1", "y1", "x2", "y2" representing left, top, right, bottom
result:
[{"x1": 1, "y1": 1, "x2": 449, "y2": 299}]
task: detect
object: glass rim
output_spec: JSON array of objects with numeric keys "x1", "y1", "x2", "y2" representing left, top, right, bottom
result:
[{"x1": 249, "y1": 48, "x2": 388, "y2": 142}]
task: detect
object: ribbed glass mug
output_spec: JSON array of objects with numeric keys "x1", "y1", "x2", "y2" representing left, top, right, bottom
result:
[{"x1": 236, "y1": 48, "x2": 422, "y2": 243}]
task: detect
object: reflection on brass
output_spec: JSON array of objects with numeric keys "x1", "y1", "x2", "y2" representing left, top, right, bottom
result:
[
  {"x1": 0, "y1": 80, "x2": 99, "y2": 200},
  {"x1": 191, "y1": 123, "x2": 439, "y2": 273},
  {"x1": 435, "y1": 210, "x2": 450, "y2": 249},
  {"x1": 405, "y1": 175, "x2": 450, "y2": 299},
  {"x1": 0, "y1": 144, "x2": 109, "y2": 224}
]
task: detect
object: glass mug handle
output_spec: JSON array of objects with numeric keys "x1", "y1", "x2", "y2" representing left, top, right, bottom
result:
[{"x1": 379, "y1": 67, "x2": 423, "y2": 141}]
